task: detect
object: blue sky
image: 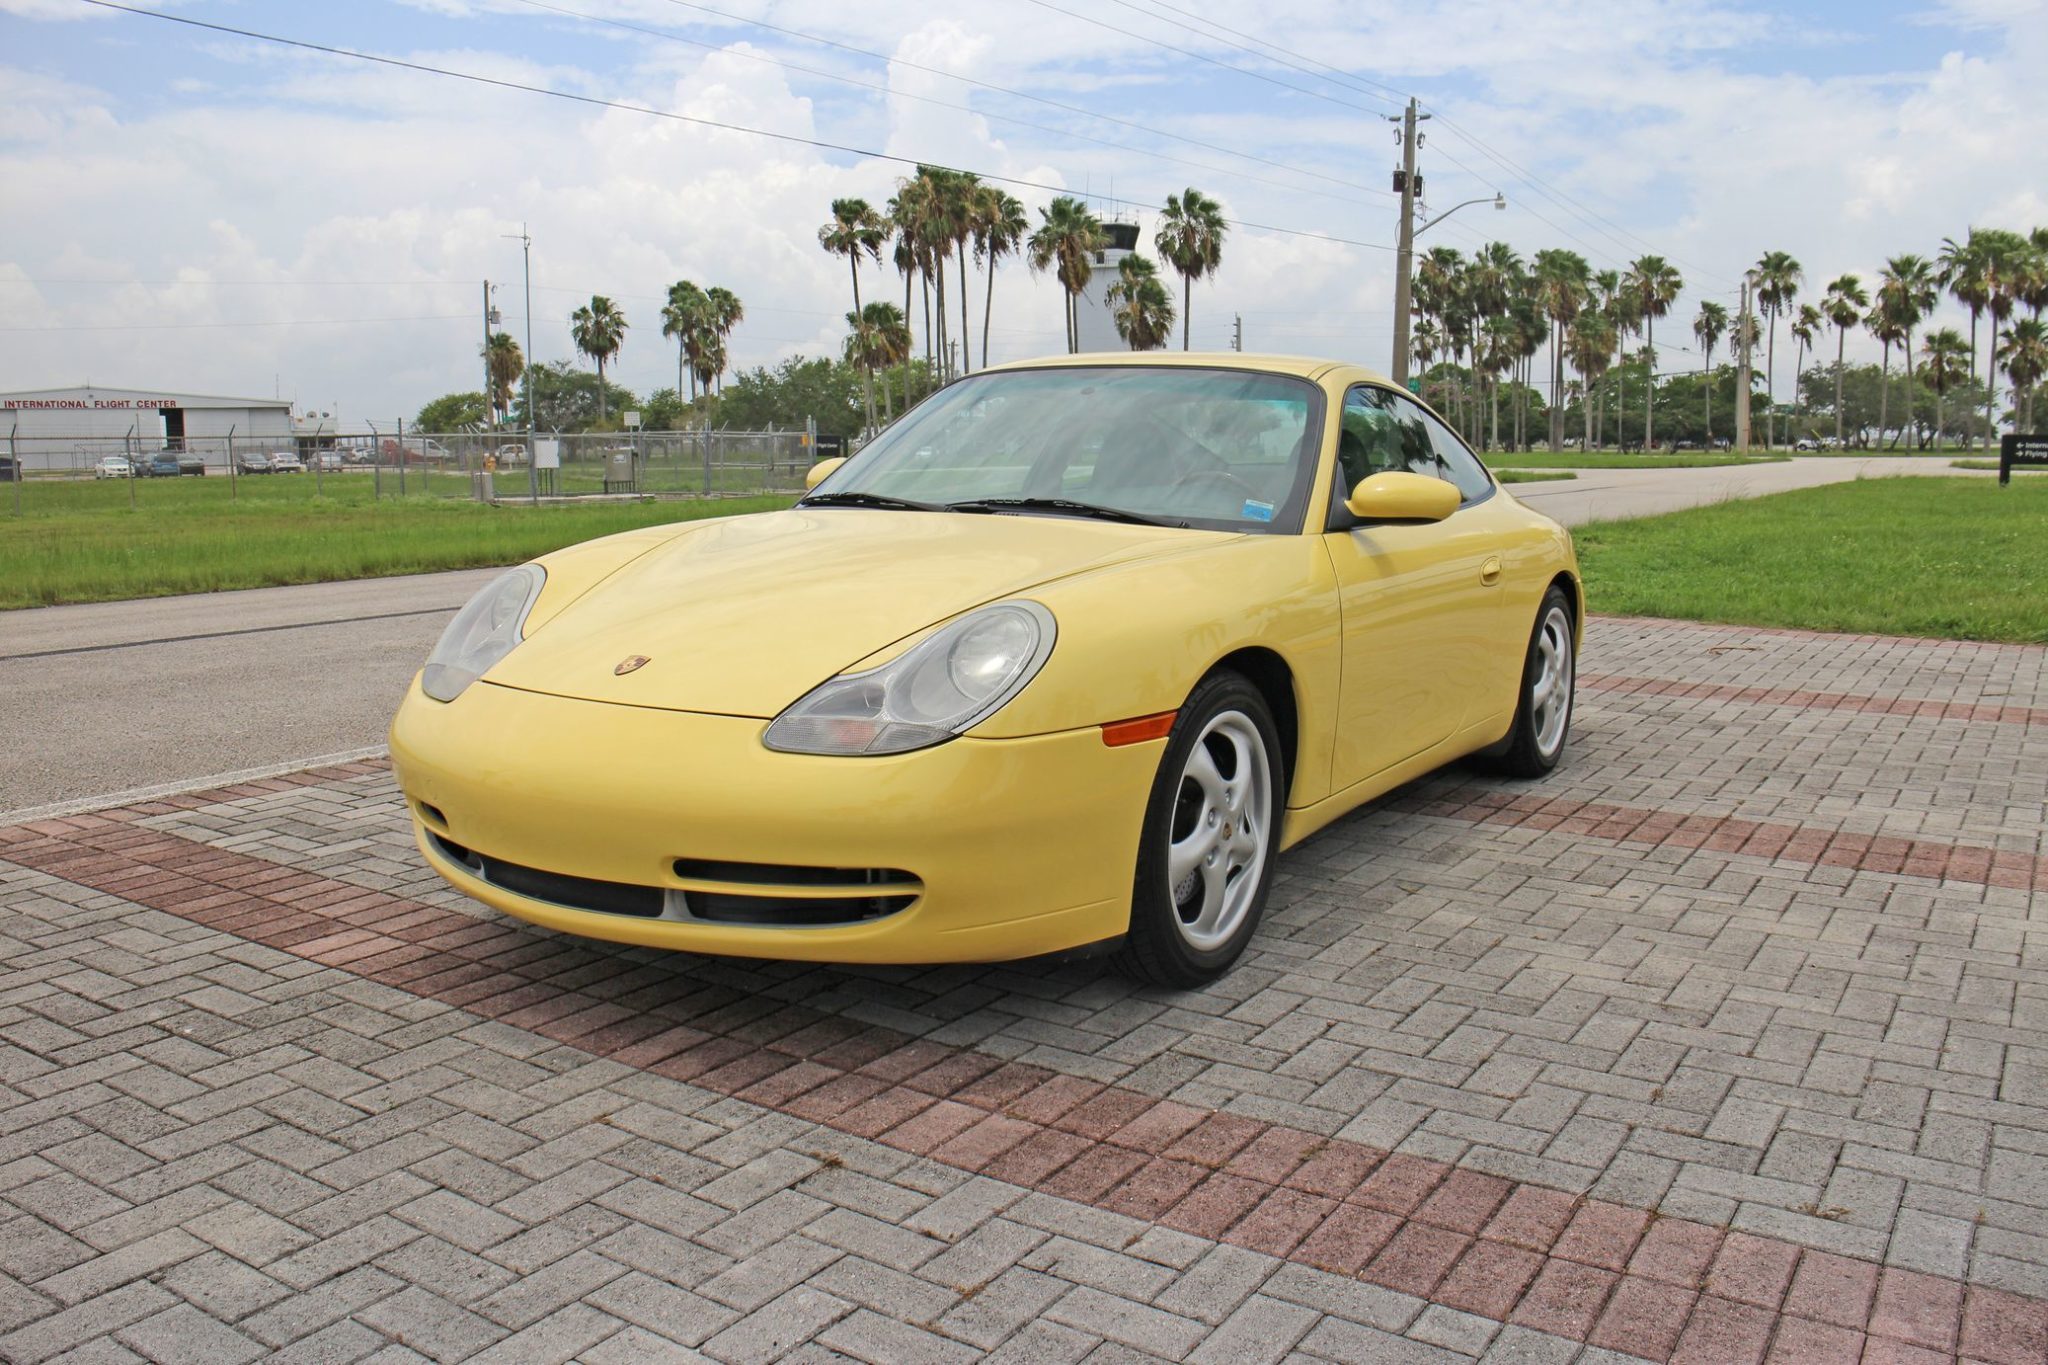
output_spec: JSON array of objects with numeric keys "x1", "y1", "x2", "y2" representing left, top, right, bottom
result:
[{"x1": 2, "y1": 0, "x2": 2042, "y2": 416}]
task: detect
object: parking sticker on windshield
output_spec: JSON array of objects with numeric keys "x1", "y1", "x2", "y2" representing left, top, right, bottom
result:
[{"x1": 1241, "y1": 499, "x2": 1275, "y2": 522}]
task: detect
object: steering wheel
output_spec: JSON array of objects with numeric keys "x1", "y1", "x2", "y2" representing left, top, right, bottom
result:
[{"x1": 1175, "y1": 457, "x2": 1261, "y2": 501}]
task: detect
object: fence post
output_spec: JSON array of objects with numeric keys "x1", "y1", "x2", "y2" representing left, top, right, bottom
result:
[
  {"x1": 397, "y1": 418, "x2": 408, "y2": 497},
  {"x1": 126, "y1": 423, "x2": 137, "y2": 510},
  {"x1": 8, "y1": 421, "x2": 17, "y2": 516},
  {"x1": 227, "y1": 426, "x2": 237, "y2": 499},
  {"x1": 701, "y1": 421, "x2": 711, "y2": 495}
]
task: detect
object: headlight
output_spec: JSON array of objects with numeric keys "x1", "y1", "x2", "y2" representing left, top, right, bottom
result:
[
  {"x1": 420, "y1": 564, "x2": 545, "y2": 702},
  {"x1": 764, "y1": 601, "x2": 1055, "y2": 755}
]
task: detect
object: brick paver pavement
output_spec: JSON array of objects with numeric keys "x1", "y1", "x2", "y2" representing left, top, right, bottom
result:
[{"x1": 2, "y1": 615, "x2": 2045, "y2": 1363}]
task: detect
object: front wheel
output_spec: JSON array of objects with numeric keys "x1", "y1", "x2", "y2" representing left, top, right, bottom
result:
[
  {"x1": 1117, "y1": 672, "x2": 1283, "y2": 988},
  {"x1": 1492, "y1": 586, "x2": 1576, "y2": 778}
]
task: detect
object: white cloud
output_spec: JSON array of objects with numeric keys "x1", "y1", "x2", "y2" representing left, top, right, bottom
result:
[{"x1": 0, "y1": 0, "x2": 2042, "y2": 420}]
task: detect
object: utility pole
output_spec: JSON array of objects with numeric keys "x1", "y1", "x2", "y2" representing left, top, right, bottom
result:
[
  {"x1": 481, "y1": 280, "x2": 499, "y2": 433},
  {"x1": 1389, "y1": 97, "x2": 1429, "y2": 387},
  {"x1": 1232, "y1": 314, "x2": 1242, "y2": 352},
  {"x1": 1735, "y1": 276, "x2": 1754, "y2": 453},
  {"x1": 504, "y1": 227, "x2": 536, "y2": 501}
]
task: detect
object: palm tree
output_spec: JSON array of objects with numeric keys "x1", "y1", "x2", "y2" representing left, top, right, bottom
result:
[
  {"x1": 1565, "y1": 312, "x2": 1617, "y2": 452},
  {"x1": 1410, "y1": 317, "x2": 1441, "y2": 392},
  {"x1": 1154, "y1": 187, "x2": 1227, "y2": 351},
  {"x1": 481, "y1": 331, "x2": 523, "y2": 427},
  {"x1": 1921, "y1": 327, "x2": 1970, "y2": 447},
  {"x1": 661, "y1": 281, "x2": 708, "y2": 403},
  {"x1": 941, "y1": 171, "x2": 981, "y2": 374},
  {"x1": 1753, "y1": 250, "x2": 1803, "y2": 448},
  {"x1": 887, "y1": 184, "x2": 930, "y2": 409},
  {"x1": 1622, "y1": 256, "x2": 1683, "y2": 450},
  {"x1": 1817, "y1": 275, "x2": 1866, "y2": 446},
  {"x1": 1867, "y1": 296, "x2": 1908, "y2": 445},
  {"x1": 1982, "y1": 228, "x2": 2034, "y2": 438},
  {"x1": 1999, "y1": 317, "x2": 2047, "y2": 429},
  {"x1": 1691, "y1": 301, "x2": 1728, "y2": 446},
  {"x1": 972, "y1": 186, "x2": 1028, "y2": 371},
  {"x1": 1790, "y1": 304, "x2": 1822, "y2": 438},
  {"x1": 569, "y1": 295, "x2": 627, "y2": 421},
  {"x1": 1028, "y1": 196, "x2": 1105, "y2": 353},
  {"x1": 1940, "y1": 233, "x2": 1995, "y2": 449},
  {"x1": 819, "y1": 198, "x2": 887, "y2": 424},
  {"x1": 1531, "y1": 250, "x2": 1591, "y2": 451},
  {"x1": 1106, "y1": 254, "x2": 1176, "y2": 350},
  {"x1": 1877, "y1": 254, "x2": 1937, "y2": 448},
  {"x1": 843, "y1": 301, "x2": 911, "y2": 418},
  {"x1": 1467, "y1": 242, "x2": 1522, "y2": 448},
  {"x1": 704, "y1": 286, "x2": 744, "y2": 395}
]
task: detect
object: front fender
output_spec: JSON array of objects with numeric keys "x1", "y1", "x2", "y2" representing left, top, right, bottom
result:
[{"x1": 970, "y1": 534, "x2": 1341, "y2": 805}]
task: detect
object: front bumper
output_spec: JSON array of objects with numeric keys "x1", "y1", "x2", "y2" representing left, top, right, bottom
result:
[{"x1": 389, "y1": 678, "x2": 1162, "y2": 963}]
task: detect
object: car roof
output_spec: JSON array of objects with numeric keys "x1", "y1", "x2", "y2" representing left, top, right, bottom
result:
[{"x1": 980, "y1": 351, "x2": 1390, "y2": 386}]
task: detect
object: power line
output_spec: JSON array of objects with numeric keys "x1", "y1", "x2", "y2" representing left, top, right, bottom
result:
[
  {"x1": 637, "y1": 0, "x2": 1392, "y2": 202},
  {"x1": 503, "y1": 0, "x2": 1385, "y2": 210},
  {"x1": 0, "y1": 313, "x2": 478, "y2": 332},
  {"x1": 1018, "y1": 0, "x2": 1400, "y2": 119},
  {"x1": 75, "y1": 0, "x2": 1399, "y2": 257}
]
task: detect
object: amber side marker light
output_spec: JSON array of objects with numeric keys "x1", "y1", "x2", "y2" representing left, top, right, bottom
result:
[{"x1": 1100, "y1": 711, "x2": 1177, "y2": 746}]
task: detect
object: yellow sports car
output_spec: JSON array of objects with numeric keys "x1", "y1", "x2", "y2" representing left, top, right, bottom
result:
[{"x1": 391, "y1": 354, "x2": 1580, "y2": 986}]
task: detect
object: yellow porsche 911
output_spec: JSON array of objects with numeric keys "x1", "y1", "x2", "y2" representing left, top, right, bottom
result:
[{"x1": 391, "y1": 354, "x2": 1580, "y2": 986}]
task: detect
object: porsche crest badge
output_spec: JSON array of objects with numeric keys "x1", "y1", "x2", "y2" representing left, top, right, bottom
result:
[{"x1": 614, "y1": 655, "x2": 651, "y2": 676}]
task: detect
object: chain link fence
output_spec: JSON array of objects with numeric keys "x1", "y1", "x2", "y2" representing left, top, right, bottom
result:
[{"x1": 1, "y1": 425, "x2": 820, "y2": 510}]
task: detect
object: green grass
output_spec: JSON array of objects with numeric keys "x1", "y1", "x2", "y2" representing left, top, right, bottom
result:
[
  {"x1": 1494, "y1": 470, "x2": 1576, "y2": 484},
  {"x1": 1574, "y1": 476, "x2": 2048, "y2": 642},
  {"x1": 1951, "y1": 460, "x2": 2047, "y2": 472},
  {"x1": 1484, "y1": 452, "x2": 1790, "y2": 470},
  {"x1": 0, "y1": 475, "x2": 793, "y2": 609}
]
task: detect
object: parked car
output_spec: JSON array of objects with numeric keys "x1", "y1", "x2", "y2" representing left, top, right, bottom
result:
[
  {"x1": 269, "y1": 451, "x2": 306, "y2": 473},
  {"x1": 312, "y1": 452, "x2": 344, "y2": 471},
  {"x1": 236, "y1": 453, "x2": 273, "y2": 475},
  {"x1": 176, "y1": 452, "x2": 206, "y2": 476},
  {"x1": 93, "y1": 456, "x2": 132, "y2": 479},
  {"x1": 1793, "y1": 438, "x2": 1820, "y2": 452},
  {"x1": 138, "y1": 452, "x2": 184, "y2": 478},
  {"x1": 393, "y1": 353, "x2": 1583, "y2": 986},
  {"x1": 0, "y1": 456, "x2": 18, "y2": 482},
  {"x1": 493, "y1": 443, "x2": 529, "y2": 466}
]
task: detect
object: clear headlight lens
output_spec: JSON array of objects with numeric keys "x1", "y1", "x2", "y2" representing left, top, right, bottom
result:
[
  {"x1": 764, "y1": 601, "x2": 1056, "y2": 755},
  {"x1": 420, "y1": 564, "x2": 545, "y2": 702}
]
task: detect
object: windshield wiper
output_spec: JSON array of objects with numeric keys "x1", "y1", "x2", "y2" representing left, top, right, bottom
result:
[
  {"x1": 946, "y1": 497, "x2": 1180, "y2": 528},
  {"x1": 800, "y1": 490, "x2": 947, "y2": 512}
]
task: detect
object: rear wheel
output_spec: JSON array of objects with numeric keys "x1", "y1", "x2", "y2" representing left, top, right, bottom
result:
[
  {"x1": 1492, "y1": 586, "x2": 1576, "y2": 778},
  {"x1": 1117, "y1": 672, "x2": 1283, "y2": 988}
]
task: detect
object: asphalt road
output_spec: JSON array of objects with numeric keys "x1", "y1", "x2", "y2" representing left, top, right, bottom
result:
[{"x1": 0, "y1": 457, "x2": 1980, "y2": 817}]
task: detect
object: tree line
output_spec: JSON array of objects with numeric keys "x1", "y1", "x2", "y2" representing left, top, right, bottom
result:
[
  {"x1": 1412, "y1": 227, "x2": 2048, "y2": 453},
  {"x1": 819, "y1": 168, "x2": 1228, "y2": 430}
]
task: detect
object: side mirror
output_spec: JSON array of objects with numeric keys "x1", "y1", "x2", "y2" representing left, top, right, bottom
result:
[
  {"x1": 1344, "y1": 471, "x2": 1460, "y2": 524},
  {"x1": 804, "y1": 456, "x2": 846, "y2": 491}
]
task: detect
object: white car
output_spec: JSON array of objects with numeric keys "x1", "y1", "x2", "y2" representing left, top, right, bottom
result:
[
  {"x1": 493, "y1": 443, "x2": 528, "y2": 466},
  {"x1": 269, "y1": 451, "x2": 307, "y2": 473},
  {"x1": 93, "y1": 456, "x2": 132, "y2": 479}
]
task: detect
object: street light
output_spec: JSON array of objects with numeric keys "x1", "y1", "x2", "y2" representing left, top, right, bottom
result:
[{"x1": 1416, "y1": 191, "x2": 1507, "y2": 240}]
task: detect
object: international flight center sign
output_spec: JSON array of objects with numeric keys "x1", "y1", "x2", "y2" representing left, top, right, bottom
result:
[{"x1": 1, "y1": 398, "x2": 181, "y2": 410}]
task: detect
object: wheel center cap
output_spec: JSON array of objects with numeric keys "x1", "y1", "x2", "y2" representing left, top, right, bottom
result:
[{"x1": 1221, "y1": 821, "x2": 1234, "y2": 840}]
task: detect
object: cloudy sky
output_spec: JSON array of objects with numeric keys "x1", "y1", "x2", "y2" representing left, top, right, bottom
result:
[{"x1": 2, "y1": 0, "x2": 2042, "y2": 423}]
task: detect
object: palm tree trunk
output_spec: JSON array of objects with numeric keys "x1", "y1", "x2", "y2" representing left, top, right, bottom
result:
[
  {"x1": 1182, "y1": 275, "x2": 1191, "y2": 350},
  {"x1": 1703, "y1": 353, "x2": 1712, "y2": 446},
  {"x1": 1834, "y1": 331, "x2": 1847, "y2": 445},
  {"x1": 956, "y1": 241, "x2": 972, "y2": 374},
  {"x1": 1897, "y1": 328, "x2": 1916, "y2": 450},
  {"x1": 852, "y1": 258, "x2": 874, "y2": 430},
  {"x1": 1549, "y1": 322, "x2": 1563, "y2": 452},
  {"x1": 921, "y1": 273, "x2": 932, "y2": 370},
  {"x1": 1583, "y1": 378, "x2": 1593, "y2": 451},
  {"x1": 1765, "y1": 316, "x2": 1777, "y2": 448},
  {"x1": 1645, "y1": 319, "x2": 1655, "y2": 450},
  {"x1": 933, "y1": 257, "x2": 948, "y2": 381},
  {"x1": 597, "y1": 358, "x2": 608, "y2": 421},
  {"x1": 982, "y1": 253, "x2": 997, "y2": 370},
  {"x1": 1879, "y1": 343, "x2": 1891, "y2": 443}
]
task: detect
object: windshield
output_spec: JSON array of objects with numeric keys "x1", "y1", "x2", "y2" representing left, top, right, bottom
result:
[{"x1": 813, "y1": 365, "x2": 1323, "y2": 533}]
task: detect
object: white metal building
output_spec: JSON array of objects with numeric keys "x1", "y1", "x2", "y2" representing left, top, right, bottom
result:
[{"x1": 0, "y1": 385, "x2": 294, "y2": 470}]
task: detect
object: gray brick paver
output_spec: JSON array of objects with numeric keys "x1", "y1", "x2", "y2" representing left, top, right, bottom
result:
[{"x1": 7, "y1": 617, "x2": 2048, "y2": 1360}]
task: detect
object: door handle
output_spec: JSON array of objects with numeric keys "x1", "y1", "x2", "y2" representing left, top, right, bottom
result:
[{"x1": 1480, "y1": 556, "x2": 1502, "y2": 585}]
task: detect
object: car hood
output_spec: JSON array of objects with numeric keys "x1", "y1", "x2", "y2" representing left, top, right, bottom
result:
[{"x1": 484, "y1": 506, "x2": 1237, "y2": 716}]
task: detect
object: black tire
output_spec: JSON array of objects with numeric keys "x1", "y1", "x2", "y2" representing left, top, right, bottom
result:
[
  {"x1": 1116, "y1": 671, "x2": 1285, "y2": 988},
  {"x1": 1491, "y1": 585, "x2": 1577, "y2": 778}
]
